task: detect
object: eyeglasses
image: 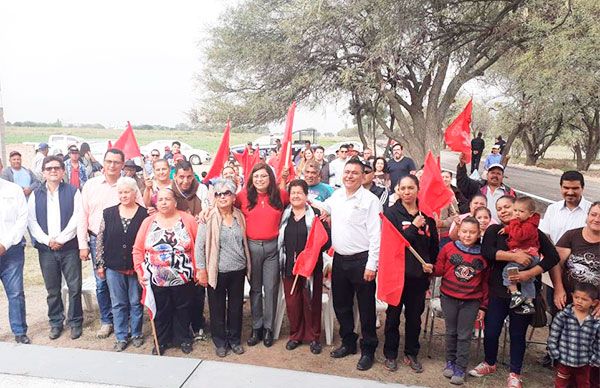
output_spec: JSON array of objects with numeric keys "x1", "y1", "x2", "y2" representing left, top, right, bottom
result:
[
  {"x1": 151, "y1": 154, "x2": 160, "y2": 157},
  {"x1": 44, "y1": 166, "x2": 62, "y2": 171},
  {"x1": 214, "y1": 190, "x2": 233, "y2": 198}
]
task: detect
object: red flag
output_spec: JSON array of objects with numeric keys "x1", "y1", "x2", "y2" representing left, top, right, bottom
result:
[
  {"x1": 112, "y1": 122, "x2": 142, "y2": 160},
  {"x1": 292, "y1": 217, "x2": 328, "y2": 278},
  {"x1": 444, "y1": 99, "x2": 472, "y2": 163},
  {"x1": 377, "y1": 213, "x2": 408, "y2": 306},
  {"x1": 233, "y1": 146, "x2": 261, "y2": 184},
  {"x1": 418, "y1": 151, "x2": 455, "y2": 218},
  {"x1": 275, "y1": 101, "x2": 297, "y2": 183},
  {"x1": 203, "y1": 121, "x2": 231, "y2": 184}
]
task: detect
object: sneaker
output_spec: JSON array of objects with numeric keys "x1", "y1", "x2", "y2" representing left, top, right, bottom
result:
[
  {"x1": 469, "y1": 361, "x2": 496, "y2": 377},
  {"x1": 509, "y1": 292, "x2": 525, "y2": 309},
  {"x1": 384, "y1": 358, "x2": 398, "y2": 372},
  {"x1": 515, "y1": 302, "x2": 535, "y2": 315},
  {"x1": 450, "y1": 366, "x2": 465, "y2": 385},
  {"x1": 114, "y1": 341, "x2": 128, "y2": 352},
  {"x1": 96, "y1": 324, "x2": 113, "y2": 339},
  {"x1": 193, "y1": 328, "x2": 207, "y2": 341},
  {"x1": 403, "y1": 354, "x2": 423, "y2": 373},
  {"x1": 507, "y1": 372, "x2": 522, "y2": 388},
  {"x1": 131, "y1": 336, "x2": 144, "y2": 348},
  {"x1": 443, "y1": 361, "x2": 455, "y2": 378}
]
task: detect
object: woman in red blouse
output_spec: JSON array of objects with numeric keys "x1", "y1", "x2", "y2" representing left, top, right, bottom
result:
[{"x1": 236, "y1": 163, "x2": 289, "y2": 347}]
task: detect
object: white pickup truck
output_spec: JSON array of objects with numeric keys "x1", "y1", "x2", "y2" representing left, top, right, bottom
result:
[{"x1": 48, "y1": 134, "x2": 85, "y2": 155}]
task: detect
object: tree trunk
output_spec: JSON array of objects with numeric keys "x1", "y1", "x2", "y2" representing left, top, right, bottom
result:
[
  {"x1": 355, "y1": 109, "x2": 369, "y2": 151},
  {"x1": 501, "y1": 123, "x2": 524, "y2": 165}
]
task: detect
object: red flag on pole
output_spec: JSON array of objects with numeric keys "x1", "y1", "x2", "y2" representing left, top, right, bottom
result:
[
  {"x1": 203, "y1": 121, "x2": 231, "y2": 184},
  {"x1": 112, "y1": 121, "x2": 142, "y2": 160},
  {"x1": 107, "y1": 140, "x2": 113, "y2": 149},
  {"x1": 275, "y1": 101, "x2": 297, "y2": 183},
  {"x1": 418, "y1": 151, "x2": 455, "y2": 218},
  {"x1": 292, "y1": 217, "x2": 328, "y2": 278},
  {"x1": 444, "y1": 99, "x2": 473, "y2": 163},
  {"x1": 377, "y1": 213, "x2": 408, "y2": 306}
]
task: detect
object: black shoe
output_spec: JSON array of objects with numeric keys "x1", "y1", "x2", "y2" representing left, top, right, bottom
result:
[
  {"x1": 181, "y1": 342, "x2": 193, "y2": 354},
  {"x1": 70, "y1": 326, "x2": 82, "y2": 340},
  {"x1": 404, "y1": 354, "x2": 424, "y2": 373},
  {"x1": 357, "y1": 355, "x2": 374, "y2": 371},
  {"x1": 15, "y1": 335, "x2": 31, "y2": 344},
  {"x1": 384, "y1": 358, "x2": 398, "y2": 371},
  {"x1": 330, "y1": 345, "x2": 357, "y2": 358},
  {"x1": 286, "y1": 340, "x2": 300, "y2": 350},
  {"x1": 215, "y1": 347, "x2": 228, "y2": 358},
  {"x1": 49, "y1": 326, "x2": 63, "y2": 340},
  {"x1": 263, "y1": 329, "x2": 274, "y2": 347},
  {"x1": 230, "y1": 344, "x2": 245, "y2": 355},
  {"x1": 515, "y1": 302, "x2": 535, "y2": 315},
  {"x1": 247, "y1": 328, "x2": 263, "y2": 346},
  {"x1": 509, "y1": 292, "x2": 525, "y2": 309},
  {"x1": 309, "y1": 341, "x2": 322, "y2": 355}
]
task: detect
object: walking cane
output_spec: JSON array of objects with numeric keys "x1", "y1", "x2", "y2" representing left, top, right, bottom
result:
[{"x1": 149, "y1": 312, "x2": 161, "y2": 356}]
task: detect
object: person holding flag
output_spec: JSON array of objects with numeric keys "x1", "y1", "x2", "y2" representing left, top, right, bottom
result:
[
  {"x1": 318, "y1": 159, "x2": 382, "y2": 371},
  {"x1": 277, "y1": 179, "x2": 330, "y2": 355},
  {"x1": 382, "y1": 175, "x2": 439, "y2": 373},
  {"x1": 132, "y1": 188, "x2": 198, "y2": 355}
]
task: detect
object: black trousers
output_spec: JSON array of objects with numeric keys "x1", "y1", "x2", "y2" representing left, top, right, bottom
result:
[
  {"x1": 207, "y1": 269, "x2": 245, "y2": 349},
  {"x1": 384, "y1": 278, "x2": 428, "y2": 359},
  {"x1": 471, "y1": 152, "x2": 482, "y2": 173},
  {"x1": 190, "y1": 285, "x2": 206, "y2": 332},
  {"x1": 332, "y1": 253, "x2": 378, "y2": 356},
  {"x1": 152, "y1": 282, "x2": 194, "y2": 347}
]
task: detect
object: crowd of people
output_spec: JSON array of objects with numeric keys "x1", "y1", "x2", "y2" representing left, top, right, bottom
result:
[{"x1": 0, "y1": 138, "x2": 598, "y2": 388}]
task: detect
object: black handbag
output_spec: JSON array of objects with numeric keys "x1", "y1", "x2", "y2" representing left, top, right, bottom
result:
[{"x1": 530, "y1": 294, "x2": 548, "y2": 328}]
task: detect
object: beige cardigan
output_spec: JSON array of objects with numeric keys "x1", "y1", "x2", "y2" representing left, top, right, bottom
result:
[{"x1": 204, "y1": 207, "x2": 252, "y2": 289}]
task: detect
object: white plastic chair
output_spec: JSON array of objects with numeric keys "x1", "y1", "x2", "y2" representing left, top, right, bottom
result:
[{"x1": 61, "y1": 276, "x2": 98, "y2": 312}]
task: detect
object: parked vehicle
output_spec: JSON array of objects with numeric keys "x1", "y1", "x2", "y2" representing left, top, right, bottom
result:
[
  {"x1": 48, "y1": 134, "x2": 85, "y2": 156},
  {"x1": 140, "y1": 140, "x2": 210, "y2": 165}
]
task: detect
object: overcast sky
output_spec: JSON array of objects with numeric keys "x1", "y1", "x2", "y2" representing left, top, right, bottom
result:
[{"x1": 0, "y1": 0, "x2": 352, "y2": 133}]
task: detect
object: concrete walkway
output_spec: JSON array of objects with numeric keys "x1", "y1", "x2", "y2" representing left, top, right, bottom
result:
[{"x1": 0, "y1": 342, "x2": 424, "y2": 388}]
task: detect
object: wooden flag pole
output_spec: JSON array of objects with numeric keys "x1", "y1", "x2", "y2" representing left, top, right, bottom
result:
[
  {"x1": 290, "y1": 274, "x2": 300, "y2": 295},
  {"x1": 407, "y1": 245, "x2": 428, "y2": 267},
  {"x1": 149, "y1": 315, "x2": 161, "y2": 356}
]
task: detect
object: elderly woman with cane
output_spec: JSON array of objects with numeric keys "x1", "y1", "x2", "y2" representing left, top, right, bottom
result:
[
  {"x1": 133, "y1": 188, "x2": 198, "y2": 355},
  {"x1": 195, "y1": 178, "x2": 251, "y2": 357},
  {"x1": 96, "y1": 177, "x2": 148, "y2": 351}
]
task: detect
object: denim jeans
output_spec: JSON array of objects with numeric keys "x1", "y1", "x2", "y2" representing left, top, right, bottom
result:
[
  {"x1": 90, "y1": 235, "x2": 113, "y2": 325},
  {"x1": 38, "y1": 248, "x2": 83, "y2": 328},
  {"x1": 483, "y1": 296, "x2": 531, "y2": 374},
  {"x1": 105, "y1": 268, "x2": 143, "y2": 341},
  {"x1": 502, "y1": 255, "x2": 541, "y2": 299},
  {"x1": 0, "y1": 243, "x2": 28, "y2": 336}
]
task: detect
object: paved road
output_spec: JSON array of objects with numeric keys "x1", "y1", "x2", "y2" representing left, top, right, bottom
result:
[{"x1": 441, "y1": 151, "x2": 600, "y2": 204}]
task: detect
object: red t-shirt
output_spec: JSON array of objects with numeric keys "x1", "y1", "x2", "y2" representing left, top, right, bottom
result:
[
  {"x1": 236, "y1": 188, "x2": 289, "y2": 240},
  {"x1": 70, "y1": 164, "x2": 80, "y2": 188}
]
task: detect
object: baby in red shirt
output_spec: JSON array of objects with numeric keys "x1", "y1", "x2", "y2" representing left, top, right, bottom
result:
[{"x1": 499, "y1": 196, "x2": 541, "y2": 315}]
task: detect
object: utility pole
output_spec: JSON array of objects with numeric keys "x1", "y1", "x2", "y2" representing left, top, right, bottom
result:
[{"x1": 0, "y1": 106, "x2": 6, "y2": 165}]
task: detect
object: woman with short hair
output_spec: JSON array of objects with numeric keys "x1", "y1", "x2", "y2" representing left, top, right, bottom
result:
[
  {"x1": 96, "y1": 177, "x2": 148, "y2": 351},
  {"x1": 195, "y1": 178, "x2": 251, "y2": 357},
  {"x1": 133, "y1": 188, "x2": 198, "y2": 355},
  {"x1": 143, "y1": 159, "x2": 172, "y2": 208}
]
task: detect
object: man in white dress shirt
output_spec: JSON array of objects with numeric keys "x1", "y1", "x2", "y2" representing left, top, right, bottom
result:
[
  {"x1": 28, "y1": 156, "x2": 83, "y2": 340},
  {"x1": 328, "y1": 144, "x2": 349, "y2": 188},
  {"x1": 539, "y1": 170, "x2": 592, "y2": 244},
  {"x1": 322, "y1": 158, "x2": 382, "y2": 371},
  {"x1": 0, "y1": 176, "x2": 30, "y2": 344}
]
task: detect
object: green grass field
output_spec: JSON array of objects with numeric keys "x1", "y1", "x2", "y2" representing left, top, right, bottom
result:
[{"x1": 6, "y1": 126, "x2": 349, "y2": 153}]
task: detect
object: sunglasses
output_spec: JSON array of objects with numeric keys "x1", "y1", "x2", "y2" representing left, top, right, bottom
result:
[
  {"x1": 214, "y1": 190, "x2": 233, "y2": 198},
  {"x1": 44, "y1": 166, "x2": 62, "y2": 171},
  {"x1": 151, "y1": 154, "x2": 160, "y2": 157}
]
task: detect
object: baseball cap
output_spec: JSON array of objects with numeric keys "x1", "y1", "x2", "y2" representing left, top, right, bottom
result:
[
  {"x1": 488, "y1": 163, "x2": 504, "y2": 171},
  {"x1": 9, "y1": 150, "x2": 21, "y2": 158},
  {"x1": 362, "y1": 161, "x2": 373, "y2": 173},
  {"x1": 492, "y1": 144, "x2": 501, "y2": 149},
  {"x1": 37, "y1": 143, "x2": 49, "y2": 150},
  {"x1": 68, "y1": 145, "x2": 80, "y2": 153}
]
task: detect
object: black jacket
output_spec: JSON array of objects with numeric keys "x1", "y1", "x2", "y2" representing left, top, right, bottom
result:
[
  {"x1": 102, "y1": 205, "x2": 148, "y2": 271},
  {"x1": 384, "y1": 201, "x2": 439, "y2": 283},
  {"x1": 471, "y1": 137, "x2": 485, "y2": 153},
  {"x1": 481, "y1": 223, "x2": 559, "y2": 299},
  {"x1": 456, "y1": 163, "x2": 515, "y2": 202}
]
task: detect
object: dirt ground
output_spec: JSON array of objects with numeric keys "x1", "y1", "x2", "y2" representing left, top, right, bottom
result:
[{"x1": 0, "y1": 246, "x2": 555, "y2": 388}]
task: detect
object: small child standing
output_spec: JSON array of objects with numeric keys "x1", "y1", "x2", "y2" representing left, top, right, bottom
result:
[
  {"x1": 499, "y1": 196, "x2": 541, "y2": 315},
  {"x1": 548, "y1": 282, "x2": 600, "y2": 388},
  {"x1": 424, "y1": 217, "x2": 489, "y2": 385}
]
